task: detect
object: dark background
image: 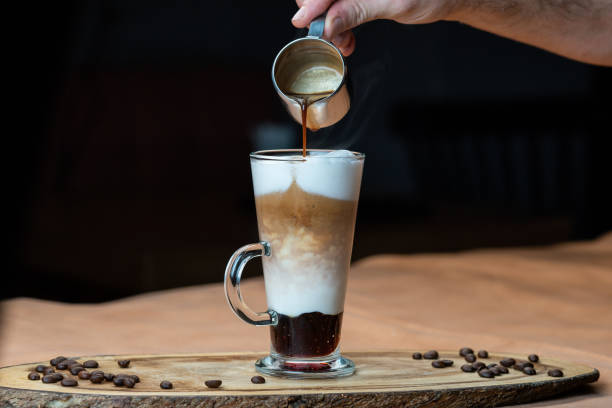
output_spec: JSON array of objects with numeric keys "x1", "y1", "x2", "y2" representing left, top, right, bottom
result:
[{"x1": 6, "y1": 0, "x2": 611, "y2": 302}]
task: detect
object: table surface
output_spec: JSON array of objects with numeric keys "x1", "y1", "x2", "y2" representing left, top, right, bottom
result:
[{"x1": 2, "y1": 233, "x2": 611, "y2": 407}]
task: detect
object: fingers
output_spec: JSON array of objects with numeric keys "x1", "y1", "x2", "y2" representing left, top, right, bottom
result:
[
  {"x1": 331, "y1": 30, "x2": 356, "y2": 56},
  {"x1": 324, "y1": 0, "x2": 376, "y2": 39},
  {"x1": 292, "y1": 0, "x2": 335, "y2": 28}
]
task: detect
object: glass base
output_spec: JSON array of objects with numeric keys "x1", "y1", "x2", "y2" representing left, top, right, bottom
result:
[{"x1": 255, "y1": 351, "x2": 355, "y2": 379}]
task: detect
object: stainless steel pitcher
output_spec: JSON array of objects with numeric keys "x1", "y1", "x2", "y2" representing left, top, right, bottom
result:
[{"x1": 272, "y1": 14, "x2": 350, "y2": 130}]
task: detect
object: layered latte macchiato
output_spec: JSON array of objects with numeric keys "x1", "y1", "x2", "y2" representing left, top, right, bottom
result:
[{"x1": 251, "y1": 150, "x2": 363, "y2": 358}]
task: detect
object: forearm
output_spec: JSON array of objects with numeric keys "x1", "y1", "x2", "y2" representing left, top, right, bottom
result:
[{"x1": 450, "y1": 0, "x2": 612, "y2": 66}]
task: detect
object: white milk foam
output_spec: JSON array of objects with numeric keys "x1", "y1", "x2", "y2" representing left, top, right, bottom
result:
[
  {"x1": 251, "y1": 150, "x2": 363, "y2": 317},
  {"x1": 251, "y1": 150, "x2": 362, "y2": 200}
]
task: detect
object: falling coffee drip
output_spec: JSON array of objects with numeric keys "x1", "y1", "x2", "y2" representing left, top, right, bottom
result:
[{"x1": 286, "y1": 90, "x2": 335, "y2": 157}]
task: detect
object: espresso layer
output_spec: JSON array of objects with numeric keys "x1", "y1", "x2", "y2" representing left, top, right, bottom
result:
[{"x1": 271, "y1": 312, "x2": 343, "y2": 358}]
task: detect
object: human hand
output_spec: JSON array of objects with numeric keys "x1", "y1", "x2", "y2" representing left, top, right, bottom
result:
[{"x1": 291, "y1": 0, "x2": 459, "y2": 56}]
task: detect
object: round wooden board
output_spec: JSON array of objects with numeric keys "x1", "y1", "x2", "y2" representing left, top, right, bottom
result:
[{"x1": 0, "y1": 351, "x2": 599, "y2": 407}]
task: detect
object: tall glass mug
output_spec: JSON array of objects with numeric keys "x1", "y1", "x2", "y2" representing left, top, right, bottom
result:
[{"x1": 224, "y1": 149, "x2": 364, "y2": 378}]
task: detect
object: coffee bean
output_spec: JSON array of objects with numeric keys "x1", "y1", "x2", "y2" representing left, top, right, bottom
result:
[
  {"x1": 160, "y1": 380, "x2": 173, "y2": 389},
  {"x1": 465, "y1": 353, "x2": 476, "y2": 363},
  {"x1": 104, "y1": 373, "x2": 115, "y2": 382},
  {"x1": 43, "y1": 367, "x2": 55, "y2": 375},
  {"x1": 91, "y1": 370, "x2": 104, "y2": 376},
  {"x1": 28, "y1": 372, "x2": 40, "y2": 380},
  {"x1": 412, "y1": 352, "x2": 422, "y2": 360},
  {"x1": 515, "y1": 361, "x2": 534, "y2": 370},
  {"x1": 472, "y1": 362, "x2": 486, "y2": 370},
  {"x1": 70, "y1": 366, "x2": 85, "y2": 375},
  {"x1": 441, "y1": 359, "x2": 454, "y2": 367},
  {"x1": 432, "y1": 360, "x2": 446, "y2": 368},
  {"x1": 251, "y1": 375, "x2": 265, "y2": 384},
  {"x1": 461, "y1": 364, "x2": 476, "y2": 373},
  {"x1": 487, "y1": 363, "x2": 497, "y2": 369},
  {"x1": 35, "y1": 365, "x2": 47, "y2": 373},
  {"x1": 523, "y1": 367, "x2": 536, "y2": 375},
  {"x1": 50, "y1": 356, "x2": 67, "y2": 366},
  {"x1": 459, "y1": 347, "x2": 474, "y2": 357},
  {"x1": 83, "y1": 360, "x2": 99, "y2": 369},
  {"x1": 548, "y1": 369, "x2": 564, "y2": 378},
  {"x1": 129, "y1": 375, "x2": 140, "y2": 383},
  {"x1": 90, "y1": 375, "x2": 104, "y2": 384},
  {"x1": 57, "y1": 360, "x2": 76, "y2": 370},
  {"x1": 478, "y1": 369, "x2": 494, "y2": 378},
  {"x1": 117, "y1": 359, "x2": 130, "y2": 368},
  {"x1": 113, "y1": 376, "x2": 125, "y2": 386},
  {"x1": 500, "y1": 358, "x2": 515, "y2": 367},
  {"x1": 423, "y1": 350, "x2": 439, "y2": 360},
  {"x1": 42, "y1": 374, "x2": 61, "y2": 383},
  {"x1": 477, "y1": 350, "x2": 489, "y2": 358},
  {"x1": 497, "y1": 366, "x2": 509, "y2": 374},
  {"x1": 528, "y1": 354, "x2": 539, "y2": 363},
  {"x1": 78, "y1": 371, "x2": 91, "y2": 380},
  {"x1": 124, "y1": 378, "x2": 135, "y2": 388},
  {"x1": 61, "y1": 378, "x2": 78, "y2": 387},
  {"x1": 490, "y1": 366, "x2": 502, "y2": 375},
  {"x1": 205, "y1": 380, "x2": 222, "y2": 388}
]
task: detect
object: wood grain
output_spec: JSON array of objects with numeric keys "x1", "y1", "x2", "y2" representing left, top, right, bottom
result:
[{"x1": 0, "y1": 351, "x2": 599, "y2": 407}]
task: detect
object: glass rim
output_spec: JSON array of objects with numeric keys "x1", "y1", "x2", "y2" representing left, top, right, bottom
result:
[{"x1": 250, "y1": 149, "x2": 365, "y2": 161}]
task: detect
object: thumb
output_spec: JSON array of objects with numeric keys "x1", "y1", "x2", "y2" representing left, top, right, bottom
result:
[{"x1": 323, "y1": 0, "x2": 378, "y2": 39}]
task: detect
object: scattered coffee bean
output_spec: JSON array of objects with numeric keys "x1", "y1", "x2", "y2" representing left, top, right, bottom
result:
[
  {"x1": 477, "y1": 350, "x2": 489, "y2": 358},
  {"x1": 441, "y1": 359, "x2": 454, "y2": 366},
  {"x1": 497, "y1": 366, "x2": 509, "y2": 374},
  {"x1": 131, "y1": 375, "x2": 140, "y2": 383},
  {"x1": 205, "y1": 380, "x2": 222, "y2": 388},
  {"x1": 124, "y1": 378, "x2": 136, "y2": 388},
  {"x1": 91, "y1": 370, "x2": 104, "y2": 376},
  {"x1": 500, "y1": 358, "x2": 516, "y2": 367},
  {"x1": 423, "y1": 350, "x2": 439, "y2": 360},
  {"x1": 160, "y1": 380, "x2": 173, "y2": 389},
  {"x1": 515, "y1": 361, "x2": 534, "y2": 370},
  {"x1": 548, "y1": 369, "x2": 564, "y2": 378},
  {"x1": 523, "y1": 367, "x2": 536, "y2": 375},
  {"x1": 461, "y1": 364, "x2": 476, "y2": 373},
  {"x1": 57, "y1": 360, "x2": 77, "y2": 370},
  {"x1": 459, "y1": 347, "x2": 474, "y2": 357},
  {"x1": 251, "y1": 375, "x2": 265, "y2": 384},
  {"x1": 113, "y1": 376, "x2": 125, "y2": 386},
  {"x1": 78, "y1": 371, "x2": 91, "y2": 380},
  {"x1": 70, "y1": 366, "x2": 85, "y2": 375},
  {"x1": 528, "y1": 354, "x2": 539, "y2": 363},
  {"x1": 472, "y1": 362, "x2": 486, "y2": 371},
  {"x1": 490, "y1": 366, "x2": 503, "y2": 375},
  {"x1": 50, "y1": 356, "x2": 67, "y2": 366},
  {"x1": 42, "y1": 374, "x2": 61, "y2": 383},
  {"x1": 412, "y1": 352, "x2": 422, "y2": 360},
  {"x1": 43, "y1": 367, "x2": 55, "y2": 375},
  {"x1": 465, "y1": 353, "x2": 476, "y2": 363},
  {"x1": 28, "y1": 372, "x2": 40, "y2": 380},
  {"x1": 487, "y1": 363, "x2": 497, "y2": 369},
  {"x1": 90, "y1": 375, "x2": 105, "y2": 384},
  {"x1": 478, "y1": 369, "x2": 494, "y2": 378},
  {"x1": 117, "y1": 359, "x2": 130, "y2": 368},
  {"x1": 35, "y1": 365, "x2": 47, "y2": 373},
  {"x1": 83, "y1": 360, "x2": 99, "y2": 369},
  {"x1": 104, "y1": 373, "x2": 115, "y2": 382},
  {"x1": 61, "y1": 378, "x2": 78, "y2": 387},
  {"x1": 432, "y1": 360, "x2": 446, "y2": 368}
]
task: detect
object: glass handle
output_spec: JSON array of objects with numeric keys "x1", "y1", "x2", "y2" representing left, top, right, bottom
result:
[{"x1": 224, "y1": 241, "x2": 277, "y2": 326}]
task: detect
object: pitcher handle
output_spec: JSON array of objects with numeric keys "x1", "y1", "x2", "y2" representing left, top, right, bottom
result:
[{"x1": 308, "y1": 13, "x2": 326, "y2": 38}]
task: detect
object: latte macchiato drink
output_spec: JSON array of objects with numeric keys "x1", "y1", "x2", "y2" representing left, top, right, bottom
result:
[{"x1": 225, "y1": 149, "x2": 363, "y2": 378}]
